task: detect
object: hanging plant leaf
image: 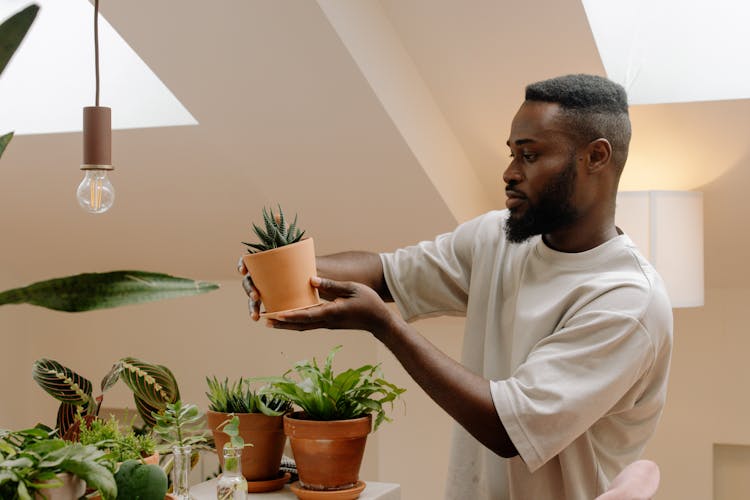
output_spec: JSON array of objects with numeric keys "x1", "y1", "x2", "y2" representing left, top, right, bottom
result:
[
  {"x1": 0, "y1": 131, "x2": 12, "y2": 160},
  {"x1": 0, "y1": 4, "x2": 39, "y2": 75},
  {"x1": 119, "y1": 357, "x2": 179, "y2": 409},
  {"x1": 0, "y1": 270, "x2": 220, "y2": 312},
  {"x1": 32, "y1": 359, "x2": 93, "y2": 405}
]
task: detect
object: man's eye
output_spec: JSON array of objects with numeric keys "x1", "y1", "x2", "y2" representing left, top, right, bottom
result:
[{"x1": 522, "y1": 153, "x2": 537, "y2": 161}]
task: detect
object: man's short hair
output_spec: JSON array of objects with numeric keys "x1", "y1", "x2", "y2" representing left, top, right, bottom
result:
[{"x1": 525, "y1": 74, "x2": 631, "y2": 171}]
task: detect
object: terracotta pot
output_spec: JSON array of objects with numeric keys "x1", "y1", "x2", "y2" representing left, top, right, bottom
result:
[
  {"x1": 283, "y1": 412, "x2": 372, "y2": 491},
  {"x1": 34, "y1": 473, "x2": 85, "y2": 500},
  {"x1": 206, "y1": 410, "x2": 287, "y2": 482},
  {"x1": 242, "y1": 237, "x2": 320, "y2": 314}
]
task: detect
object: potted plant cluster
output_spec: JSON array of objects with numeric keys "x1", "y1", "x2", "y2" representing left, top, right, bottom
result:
[
  {"x1": 241, "y1": 205, "x2": 319, "y2": 316},
  {"x1": 205, "y1": 376, "x2": 292, "y2": 492},
  {"x1": 31, "y1": 356, "x2": 181, "y2": 439},
  {"x1": 0, "y1": 424, "x2": 116, "y2": 500},
  {"x1": 261, "y1": 345, "x2": 406, "y2": 499}
]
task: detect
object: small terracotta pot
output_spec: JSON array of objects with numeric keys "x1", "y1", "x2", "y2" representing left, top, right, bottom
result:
[
  {"x1": 242, "y1": 237, "x2": 320, "y2": 313},
  {"x1": 206, "y1": 410, "x2": 287, "y2": 483},
  {"x1": 284, "y1": 412, "x2": 372, "y2": 491}
]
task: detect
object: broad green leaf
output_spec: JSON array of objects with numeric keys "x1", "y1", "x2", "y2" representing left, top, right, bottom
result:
[
  {"x1": 0, "y1": 5, "x2": 38, "y2": 75},
  {"x1": 0, "y1": 132, "x2": 12, "y2": 160},
  {"x1": 0, "y1": 271, "x2": 219, "y2": 312}
]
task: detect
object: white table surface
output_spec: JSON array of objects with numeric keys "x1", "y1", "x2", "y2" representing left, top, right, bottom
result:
[{"x1": 190, "y1": 478, "x2": 401, "y2": 500}]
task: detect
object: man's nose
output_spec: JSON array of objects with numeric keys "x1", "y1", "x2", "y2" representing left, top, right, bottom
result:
[{"x1": 502, "y1": 161, "x2": 523, "y2": 185}]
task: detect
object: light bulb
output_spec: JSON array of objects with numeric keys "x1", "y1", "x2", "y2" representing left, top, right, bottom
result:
[{"x1": 77, "y1": 169, "x2": 114, "y2": 214}]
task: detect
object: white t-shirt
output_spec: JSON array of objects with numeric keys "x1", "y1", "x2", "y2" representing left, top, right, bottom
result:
[{"x1": 380, "y1": 210, "x2": 673, "y2": 500}]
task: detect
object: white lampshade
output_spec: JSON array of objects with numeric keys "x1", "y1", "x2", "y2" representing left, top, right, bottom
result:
[{"x1": 615, "y1": 191, "x2": 704, "y2": 308}]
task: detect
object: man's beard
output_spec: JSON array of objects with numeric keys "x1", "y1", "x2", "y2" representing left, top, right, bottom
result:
[{"x1": 504, "y1": 155, "x2": 579, "y2": 243}]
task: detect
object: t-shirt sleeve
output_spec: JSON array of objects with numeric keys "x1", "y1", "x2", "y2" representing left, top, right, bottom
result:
[
  {"x1": 490, "y1": 310, "x2": 656, "y2": 472},
  {"x1": 380, "y1": 215, "x2": 482, "y2": 321}
]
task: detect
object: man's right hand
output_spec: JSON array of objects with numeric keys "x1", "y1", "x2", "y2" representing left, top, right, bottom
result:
[{"x1": 238, "y1": 256, "x2": 261, "y2": 321}]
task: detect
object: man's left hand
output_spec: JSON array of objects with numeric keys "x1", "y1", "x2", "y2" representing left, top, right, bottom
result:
[{"x1": 266, "y1": 277, "x2": 395, "y2": 337}]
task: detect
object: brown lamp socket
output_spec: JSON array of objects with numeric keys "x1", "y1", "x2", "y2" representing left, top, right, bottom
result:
[{"x1": 82, "y1": 106, "x2": 111, "y2": 168}]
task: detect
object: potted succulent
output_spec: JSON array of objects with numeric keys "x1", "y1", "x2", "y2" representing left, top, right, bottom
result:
[
  {"x1": 241, "y1": 205, "x2": 319, "y2": 315},
  {"x1": 261, "y1": 346, "x2": 405, "y2": 495},
  {"x1": 0, "y1": 424, "x2": 116, "y2": 500},
  {"x1": 205, "y1": 376, "x2": 292, "y2": 492}
]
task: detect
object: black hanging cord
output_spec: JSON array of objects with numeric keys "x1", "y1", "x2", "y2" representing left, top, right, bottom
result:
[{"x1": 94, "y1": 0, "x2": 100, "y2": 106}]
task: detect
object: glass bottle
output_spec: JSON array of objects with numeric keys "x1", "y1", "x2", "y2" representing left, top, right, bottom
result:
[
  {"x1": 172, "y1": 444, "x2": 192, "y2": 500},
  {"x1": 216, "y1": 445, "x2": 248, "y2": 500}
]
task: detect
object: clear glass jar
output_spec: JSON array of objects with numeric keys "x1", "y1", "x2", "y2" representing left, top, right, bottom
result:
[
  {"x1": 216, "y1": 445, "x2": 248, "y2": 500},
  {"x1": 172, "y1": 444, "x2": 192, "y2": 500}
]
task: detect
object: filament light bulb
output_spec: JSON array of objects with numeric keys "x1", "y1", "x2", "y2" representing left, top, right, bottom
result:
[{"x1": 77, "y1": 169, "x2": 114, "y2": 213}]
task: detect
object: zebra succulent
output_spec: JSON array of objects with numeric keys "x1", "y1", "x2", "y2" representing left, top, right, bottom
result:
[{"x1": 242, "y1": 205, "x2": 305, "y2": 254}]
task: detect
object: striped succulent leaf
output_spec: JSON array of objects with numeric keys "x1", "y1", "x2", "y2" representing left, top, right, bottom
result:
[
  {"x1": 119, "y1": 357, "x2": 180, "y2": 420},
  {"x1": 242, "y1": 205, "x2": 305, "y2": 254},
  {"x1": 32, "y1": 359, "x2": 93, "y2": 406}
]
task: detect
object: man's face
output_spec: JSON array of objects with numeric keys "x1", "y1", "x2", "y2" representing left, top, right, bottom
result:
[{"x1": 503, "y1": 101, "x2": 581, "y2": 243}]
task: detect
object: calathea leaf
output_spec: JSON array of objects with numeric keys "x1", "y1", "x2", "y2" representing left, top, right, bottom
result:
[{"x1": 32, "y1": 359, "x2": 92, "y2": 405}]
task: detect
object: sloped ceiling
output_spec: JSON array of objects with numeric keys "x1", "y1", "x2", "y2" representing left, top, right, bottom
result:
[{"x1": 1, "y1": 0, "x2": 749, "y2": 289}]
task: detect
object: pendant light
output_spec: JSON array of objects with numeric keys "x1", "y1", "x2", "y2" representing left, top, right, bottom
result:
[{"x1": 76, "y1": 0, "x2": 114, "y2": 214}]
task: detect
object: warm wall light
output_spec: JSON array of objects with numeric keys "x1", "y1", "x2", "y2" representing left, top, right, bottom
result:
[
  {"x1": 615, "y1": 191, "x2": 704, "y2": 308},
  {"x1": 76, "y1": 0, "x2": 114, "y2": 214}
]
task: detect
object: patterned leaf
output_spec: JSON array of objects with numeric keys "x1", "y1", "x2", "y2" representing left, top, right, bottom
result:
[
  {"x1": 119, "y1": 357, "x2": 179, "y2": 409},
  {"x1": 0, "y1": 270, "x2": 219, "y2": 312},
  {"x1": 32, "y1": 359, "x2": 92, "y2": 405},
  {"x1": 134, "y1": 395, "x2": 161, "y2": 428},
  {"x1": 100, "y1": 362, "x2": 123, "y2": 393}
]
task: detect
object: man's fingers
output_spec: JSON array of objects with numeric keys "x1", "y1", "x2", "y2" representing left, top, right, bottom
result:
[
  {"x1": 311, "y1": 276, "x2": 356, "y2": 297},
  {"x1": 237, "y1": 256, "x2": 248, "y2": 275},
  {"x1": 266, "y1": 319, "x2": 327, "y2": 331}
]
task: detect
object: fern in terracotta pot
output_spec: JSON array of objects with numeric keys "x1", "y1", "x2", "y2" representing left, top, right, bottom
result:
[
  {"x1": 260, "y1": 345, "x2": 405, "y2": 493},
  {"x1": 205, "y1": 376, "x2": 291, "y2": 491},
  {"x1": 241, "y1": 205, "x2": 320, "y2": 315}
]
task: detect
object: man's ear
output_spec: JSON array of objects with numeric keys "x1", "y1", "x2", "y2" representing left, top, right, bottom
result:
[{"x1": 584, "y1": 138, "x2": 612, "y2": 174}]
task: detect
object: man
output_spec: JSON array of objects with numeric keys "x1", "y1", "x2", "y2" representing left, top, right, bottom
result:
[{"x1": 241, "y1": 74, "x2": 673, "y2": 499}]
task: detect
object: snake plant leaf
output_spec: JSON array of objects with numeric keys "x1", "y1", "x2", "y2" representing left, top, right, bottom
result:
[
  {"x1": 32, "y1": 359, "x2": 93, "y2": 406},
  {"x1": 0, "y1": 132, "x2": 12, "y2": 160},
  {"x1": 0, "y1": 4, "x2": 38, "y2": 76},
  {"x1": 119, "y1": 357, "x2": 179, "y2": 409},
  {"x1": 0, "y1": 270, "x2": 220, "y2": 312}
]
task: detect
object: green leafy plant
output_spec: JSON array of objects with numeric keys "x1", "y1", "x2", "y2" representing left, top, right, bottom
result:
[
  {"x1": 242, "y1": 205, "x2": 305, "y2": 254},
  {"x1": 32, "y1": 357, "x2": 181, "y2": 437},
  {"x1": 0, "y1": 4, "x2": 39, "y2": 161},
  {"x1": 0, "y1": 271, "x2": 219, "y2": 312},
  {"x1": 206, "y1": 376, "x2": 291, "y2": 416},
  {"x1": 78, "y1": 415, "x2": 156, "y2": 463},
  {"x1": 0, "y1": 425, "x2": 116, "y2": 500},
  {"x1": 261, "y1": 345, "x2": 406, "y2": 430},
  {"x1": 151, "y1": 401, "x2": 208, "y2": 453}
]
